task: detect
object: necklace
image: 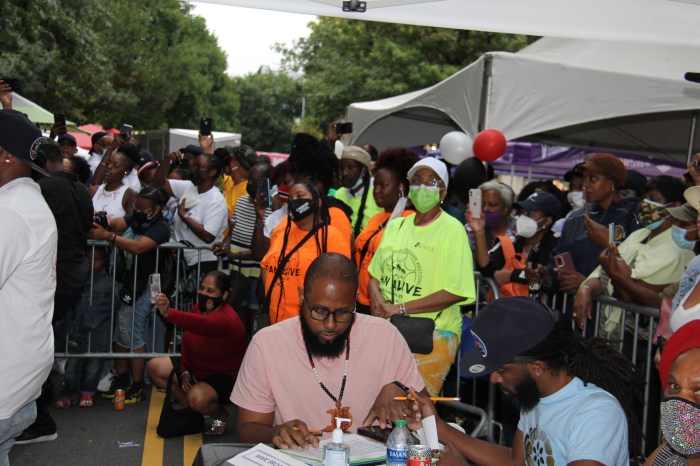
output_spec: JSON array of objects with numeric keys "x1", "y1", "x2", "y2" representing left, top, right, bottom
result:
[{"x1": 307, "y1": 338, "x2": 353, "y2": 432}]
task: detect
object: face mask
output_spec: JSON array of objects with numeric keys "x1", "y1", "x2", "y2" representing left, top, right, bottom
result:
[
  {"x1": 408, "y1": 185, "x2": 441, "y2": 213},
  {"x1": 484, "y1": 211, "x2": 504, "y2": 230},
  {"x1": 101, "y1": 148, "x2": 108, "y2": 157},
  {"x1": 567, "y1": 191, "x2": 584, "y2": 210},
  {"x1": 288, "y1": 198, "x2": 315, "y2": 222},
  {"x1": 638, "y1": 199, "x2": 668, "y2": 229},
  {"x1": 246, "y1": 182, "x2": 258, "y2": 198},
  {"x1": 133, "y1": 211, "x2": 150, "y2": 224},
  {"x1": 197, "y1": 293, "x2": 225, "y2": 312},
  {"x1": 672, "y1": 225, "x2": 696, "y2": 250},
  {"x1": 516, "y1": 215, "x2": 543, "y2": 238},
  {"x1": 190, "y1": 168, "x2": 205, "y2": 186},
  {"x1": 660, "y1": 397, "x2": 700, "y2": 456},
  {"x1": 350, "y1": 175, "x2": 364, "y2": 190}
]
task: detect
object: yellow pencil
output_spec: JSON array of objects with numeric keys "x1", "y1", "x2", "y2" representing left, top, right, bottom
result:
[
  {"x1": 293, "y1": 427, "x2": 323, "y2": 435},
  {"x1": 393, "y1": 396, "x2": 460, "y2": 401}
]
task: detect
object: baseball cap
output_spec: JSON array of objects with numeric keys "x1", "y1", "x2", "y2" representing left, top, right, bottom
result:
[
  {"x1": 658, "y1": 319, "x2": 700, "y2": 390},
  {"x1": 578, "y1": 153, "x2": 627, "y2": 188},
  {"x1": 683, "y1": 186, "x2": 700, "y2": 210},
  {"x1": 513, "y1": 191, "x2": 563, "y2": 219},
  {"x1": 460, "y1": 296, "x2": 556, "y2": 376},
  {"x1": 341, "y1": 146, "x2": 371, "y2": 168},
  {"x1": 179, "y1": 144, "x2": 203, "y2": 156},
  {"x1": 407, "y1": 157, "x2": 449, "y2": 189},
  {"x1": 0, "y1": 109, "x2": 51, "y2": 177},
  {"x1": 667, "y1": 203, "x2": 697, "y2": 223},
  {"x1": 57, "y1": 134, "x2": 77, "y2": 146}
]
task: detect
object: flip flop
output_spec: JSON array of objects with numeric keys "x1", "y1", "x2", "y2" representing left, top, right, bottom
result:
[
  {"x1": 55, "y1": 397, "x2": 76, "y2": 409},
  {"x1": 79, "y1": 393, "x2": 94, "y2": 408},
  {"x1": 205, "y1": 410, "x2": 230, "y2": 436}
]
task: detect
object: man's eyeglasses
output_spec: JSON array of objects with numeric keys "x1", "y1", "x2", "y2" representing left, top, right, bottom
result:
[{"x1": 304, "y1": 298, "x2": 356, "y2": 323}]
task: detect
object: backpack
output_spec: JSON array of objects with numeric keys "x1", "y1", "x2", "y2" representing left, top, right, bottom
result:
[{"x1": 490, "y1": 235, "x2": 529, "y2": 299}]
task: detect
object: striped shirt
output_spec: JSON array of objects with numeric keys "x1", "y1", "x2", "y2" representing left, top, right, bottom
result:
[{"x1": 229, "y1": 195, "x2": 271, "y2": 277}]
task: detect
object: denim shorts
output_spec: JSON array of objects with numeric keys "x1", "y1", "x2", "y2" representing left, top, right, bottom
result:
[
  {"x1": 0, "y1": 401, "x2": 36, "y2": 465},
  {"x1": 115, "y1": 290, "x2": 151, "y2": 349}
]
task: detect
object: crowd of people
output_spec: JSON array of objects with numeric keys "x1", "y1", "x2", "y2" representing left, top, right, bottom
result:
[{"x1": 3, "y1": 76, "x2": 700, "y2": 465}]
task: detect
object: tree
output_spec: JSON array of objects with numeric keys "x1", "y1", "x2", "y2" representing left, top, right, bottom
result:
[
  {"x1": 279, "y1": 18, "x2": 535, "y2": 130},
  {"x1": 234, "y1": 72, "x2": 302, "y2": 152},
  {"x1": 0, "y1": 0, "x2": 239, "y2": 131}
]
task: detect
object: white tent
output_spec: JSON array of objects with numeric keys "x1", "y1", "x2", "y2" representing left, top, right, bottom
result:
[
  {"x1": 198, "y1": 0, "x2": 699, "y2": 47},
  {"x1": 345, "y1": 37, "x2": 700, "y2": 164}
]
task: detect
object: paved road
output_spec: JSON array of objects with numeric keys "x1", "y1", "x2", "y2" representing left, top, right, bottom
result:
[{"x1": 9, "y1": 373, "x2": 239, "y2": 466}]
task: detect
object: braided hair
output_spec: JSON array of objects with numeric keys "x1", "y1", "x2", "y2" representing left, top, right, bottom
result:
[
  {"x1": 518, "y1": 320, "x2": 644, "y2": 459},
  {"x1": 352, "y1": 168, "x2": 371, "y2": 238}
]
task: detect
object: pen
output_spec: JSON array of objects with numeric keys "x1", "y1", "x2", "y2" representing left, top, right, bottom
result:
[
  {"x1": 293, "y1": 427, "x2": 322, "y2": 435},
  {"x1": 393, "y1": 397, "x2": 460, "y2": 401}
]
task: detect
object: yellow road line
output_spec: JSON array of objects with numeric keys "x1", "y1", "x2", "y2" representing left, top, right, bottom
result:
[
  {"x1": 142, "y1": 386, "x2": 165, "y2": 466},
  {"x1": 183, "y1": 433, "x2": 203, "y2": 465}
]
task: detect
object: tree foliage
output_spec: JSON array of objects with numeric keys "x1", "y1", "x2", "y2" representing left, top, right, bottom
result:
[
  {"x1": 234, "y1": 73, "x2": 302, "y2": 152},
  {"x1": 0, "y1": 0, "x2": 239, "y2": 131},
  {"x1": 279, "y1": 18, "x2": 536, "y2": 130}
]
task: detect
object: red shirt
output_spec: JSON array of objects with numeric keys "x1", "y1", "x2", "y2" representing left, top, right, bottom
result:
[{"x1": 165, "y1": 303, "x2": 247, "y2": 380}]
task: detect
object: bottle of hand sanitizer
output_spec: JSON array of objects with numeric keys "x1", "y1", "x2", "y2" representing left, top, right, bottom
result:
[{"x1": 323, "y1": 417, "x2": 351, "y2": 466}]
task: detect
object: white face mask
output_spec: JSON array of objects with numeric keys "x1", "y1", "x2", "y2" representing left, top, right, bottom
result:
[
  {"x1": 516, "y1": 215, "x2": 543, "y2": 238},
  {"x1": 567, "y1": 191, "x2": 584, "y2": 210}
]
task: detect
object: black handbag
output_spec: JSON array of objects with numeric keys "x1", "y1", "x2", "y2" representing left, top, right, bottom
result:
[
  {"x1": 156, "y1": 369, "x2": 204, "y2": 438},
  {"x1": 390, "y1": 312, "x2": 441, "y2": 354}
]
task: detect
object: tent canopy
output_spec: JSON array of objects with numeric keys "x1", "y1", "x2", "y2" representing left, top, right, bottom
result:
[
  {"x1": 199, "y1": 0, "x2": 699, "y2": 47},
  {"x1": 12, "y1": 92, "x2": 84, "y2": 132},
  {"x1": 346, "y1": 37, "x2": 700, "y2": 164}
]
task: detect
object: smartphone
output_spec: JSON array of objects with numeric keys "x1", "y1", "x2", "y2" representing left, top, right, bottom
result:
[
  {"x1": 149, "y1": 273, "x2": 161, "y2": 304},
  {"x1": 357, "y1": 425, "x2": 393, "y2": 443},
  {"x1": 200, "y1": 116, "x2": 213, "y2": 136},
  {"x1": 608, "y1": 223, "x2": 615, "y2": 245},
  {"x1": 553, "y1": 252, "x2": 575, "y2": 271},
  {"x1": 120, "y1": 123, "x2": 133, "y2": 142},
  {"x1": 256, "y1": 177, "x2": 271, "y2": 208},
  {"x1": 334, "y1": 122, "x2": 353, "y2": 134},
  {"x1": 469, "y1": 189, "x2": 482, "y2": 219},
  {"x1": 0, "y1": 78, "x2": 19, "y2": 92},
  {"x1": 53, "y1": 113, "x2": 66, "y2": 126}
]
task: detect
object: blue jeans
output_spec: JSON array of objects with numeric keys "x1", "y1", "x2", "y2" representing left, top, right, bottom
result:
[
  {"x1": 115, "y1": 291, "x2": 152, "y2": 349},
  {"x1": 0, "y1": 402, "x2": 36, "y2": 466},
  {"x1": 64, "y1": 318, "x2": 111, "y2": 397}
]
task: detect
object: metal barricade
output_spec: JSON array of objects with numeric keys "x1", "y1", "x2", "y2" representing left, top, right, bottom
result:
[{"x1": 55, "y1": 240, "x2": 224, "y2": 359}]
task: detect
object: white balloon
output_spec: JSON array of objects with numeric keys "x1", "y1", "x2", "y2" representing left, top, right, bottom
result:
[{"x1": 439, "y1": 131, "x2": 473, "y2": 164}]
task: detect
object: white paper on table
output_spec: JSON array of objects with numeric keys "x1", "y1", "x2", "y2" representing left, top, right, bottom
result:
[
  {"x1": 226, "y1": 443, "x2": 310, "y2": 466},
  {"x1": 417, "y1": 415, "x2": 440, "y2": 450},
  {"x1": 282, "y1": 434, "x2": 386, "y2": 466}
]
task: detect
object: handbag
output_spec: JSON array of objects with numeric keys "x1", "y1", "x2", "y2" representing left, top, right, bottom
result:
[
  {"x1": 390, "y1": 314, "x2": 436, "y2": 354},
  {"x1": 156, "y1": 369, "x2": 204, "y2": 438}
]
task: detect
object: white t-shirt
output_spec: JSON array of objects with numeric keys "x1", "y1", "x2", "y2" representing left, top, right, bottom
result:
[
  {"x1": 92, "y1": 183, "x2": 130, "y2": 221},
  {"x1": 264, "y1": 205, "x2": 288, "y2": 239},
  {"x1": 0, "y1": 178, "x2": 57, "y2": 419},
  {"x1": 88, "y1": 151, "x2": 103, "y2": 174},
  {"x1": 124, "y1": 168, "x2": 142, "y2": 193},
  {"x1": 518, "y1": 377, "x2": 628, "y2": 466},
  {"x1": 170, "y1": 179, "x2": 228, "y2": 266}
]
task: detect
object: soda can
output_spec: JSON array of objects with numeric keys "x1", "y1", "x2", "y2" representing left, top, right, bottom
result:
[
  {"x1": 407, "y1": 445, "x2": 432, "y2": 466},
  {"x1": 114, "y1": 389, "x2": 125, "y2": 411}
]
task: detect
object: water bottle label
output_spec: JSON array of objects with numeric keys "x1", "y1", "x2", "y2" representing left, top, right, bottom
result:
[{"x1": 387, "y1": 447, "x2": 408, "y2": 464}]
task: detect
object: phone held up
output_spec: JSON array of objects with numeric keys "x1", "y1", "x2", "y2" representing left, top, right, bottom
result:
[
  {"x1": 553, "y1": 252, "x2": 575, "y2": 271},
  {"x1": 469, "y1": 189, "x2": 482, "y2": 219},
  {"x1": 0, "y1": 78, "x2": 19, "y2": 92},
  {"x1": 256, "y1": 177, "x2": 271, "y2": 208},
  {"x1": 200, "y1": 116, "x2": 213, "y2": 136},
  {"x1": 120, "y1": 124, "x2": 133, "y2": 142},
  {"x1": 53, "y1": 112, "x2": 67, "y2": 135},
  {"x1": 334, "y1": 121, "x2": 353, "y2": 135}
]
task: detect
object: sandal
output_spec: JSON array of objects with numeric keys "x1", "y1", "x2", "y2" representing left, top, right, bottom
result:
[
  {"x1": 204, "y1": 410, "x2": 229, "y2": 436},
  {"x1": 55, "y1": 396, "x2": 76, "y2": 409},
  {"x1": 78, "y1": 393, "x2": 93, "y2": 408}
]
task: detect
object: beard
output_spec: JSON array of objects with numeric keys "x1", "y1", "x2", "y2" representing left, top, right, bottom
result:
[
  {"x1": 502, "y1": 372, "x2": 541, "y2": 412},
  {"x1": 300, "y1": 313, "x2": 355, "y2": 359}
]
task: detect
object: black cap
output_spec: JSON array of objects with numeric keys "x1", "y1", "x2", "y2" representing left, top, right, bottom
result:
[
  {"x1": 461, "y1": 297, "x2": 555, "y2": 376},
  {"x1": 179, "y1": 144, "x2": 203, "y2": 156},
  {"x1": 57, "y1": 134, "x2": 77, "y2": 146},
  {"x1": 513, "y1": 191, "x2": 563, "y2": 219},
  {"x1": 0, "y1": 109, "x2": 51, "y2": 177}
]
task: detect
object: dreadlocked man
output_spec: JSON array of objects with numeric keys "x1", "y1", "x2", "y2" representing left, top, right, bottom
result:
[
  {"x1": 334, "y1": 146, "x2": 382, "y2": 239},
  {"x1": 260, "y1": 182, "x2": 351, "y2": 324},
  {"x1": 407, "y1": 296, "x2": 642, "y2": 466}
]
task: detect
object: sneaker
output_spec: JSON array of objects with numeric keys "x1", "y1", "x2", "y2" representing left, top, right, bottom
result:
[
  {"x1": 102, "y1": 375, "x2": 129, "y2": 400},
  {"x1": 124, "y1": 384, "x2": 146, "y2": 404},
  {"x1": 97, "y1": 368, "x2": 116, "y2": 393},
  {"x1": 14, "y1": 426, "x2": 58, "y2": 445}
]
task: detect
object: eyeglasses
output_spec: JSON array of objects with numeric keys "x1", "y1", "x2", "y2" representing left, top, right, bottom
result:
[
  {"x1": 303, "y1": 298, "x2": 356, "y2": 323},
  {"x1": 409, "y1": 177, "x2": 443, "y2": 188}
]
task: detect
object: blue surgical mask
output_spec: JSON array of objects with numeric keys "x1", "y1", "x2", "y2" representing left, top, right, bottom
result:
[
  {"x1": 645, "y1": 219, "x2": 664, "y2": 231},
  {"x1": 671, "y1": 225, "x2": 696, "y2": 250}
]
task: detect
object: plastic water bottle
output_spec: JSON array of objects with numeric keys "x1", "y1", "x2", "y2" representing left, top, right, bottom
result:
[{"x1": 386, "y1": 420, "x2": 414, "y2": 466}]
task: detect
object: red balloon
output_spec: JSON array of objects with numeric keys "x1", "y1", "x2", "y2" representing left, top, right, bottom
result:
[{"x1": 472, "y1": 129, "x2": 507, "y2": 162}]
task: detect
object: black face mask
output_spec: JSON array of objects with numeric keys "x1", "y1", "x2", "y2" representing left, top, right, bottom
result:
[
  {"x1": 197, "y1": 293, "x2": 225, "y2": 312},
  {"x1": 288, "y1": 198, "x2": 315, "y2": 222},
  {"x1": 190, "y1": 168, "x2": 205, "y2": 186},
  {"x1": 246, "y1": 182, "x2": 258, "y2": 198}
]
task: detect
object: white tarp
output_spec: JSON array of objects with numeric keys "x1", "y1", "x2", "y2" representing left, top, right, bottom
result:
[
  {"x1": 196, "y1": 0, "x2": 698, "y2": 47},
  {"x1": 345, "y1": 37, "x2": 700, "y2": 163}
]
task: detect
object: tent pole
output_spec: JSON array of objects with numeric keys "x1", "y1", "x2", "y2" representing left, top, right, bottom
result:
[
  {"x1": 687, "y1": 111, "x2": 698, "y2": 165},
  {"x1": 477, "y1": 55, "x2": 493, "y2": 133}
]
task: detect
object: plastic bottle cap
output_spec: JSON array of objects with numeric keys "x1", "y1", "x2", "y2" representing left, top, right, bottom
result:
[{"x1": 394, "y1": 420, "x2": 407, "y2": 427}]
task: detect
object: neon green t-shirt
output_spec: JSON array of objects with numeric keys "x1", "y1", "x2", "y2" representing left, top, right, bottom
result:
[
  {"x1": 368, "y1": 212, "x2": 475, "y2": 336},
  {"x1": 334, "y1": 183, "x2": 383, "y2": 233}
]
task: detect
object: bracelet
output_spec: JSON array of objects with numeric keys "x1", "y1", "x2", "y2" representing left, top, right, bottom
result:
[
  {"x1": 399, "y1": 302, "x2": 407, "y2": 316},
  {"x1": 254, "y1": 223, "x2": 264, "y2": 229},
  {"x1": 580, "y1": 285, "x2": 592, "y2": 293}
]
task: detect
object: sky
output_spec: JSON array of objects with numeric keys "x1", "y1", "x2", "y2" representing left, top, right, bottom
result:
[{"x1": 189, "y1": 2, "x2": 316, "y2": 76}]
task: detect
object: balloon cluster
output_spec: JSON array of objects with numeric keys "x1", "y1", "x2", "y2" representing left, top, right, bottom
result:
[{"x1": 439, "y1": 129, "x2": 506, "y2": 164}]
